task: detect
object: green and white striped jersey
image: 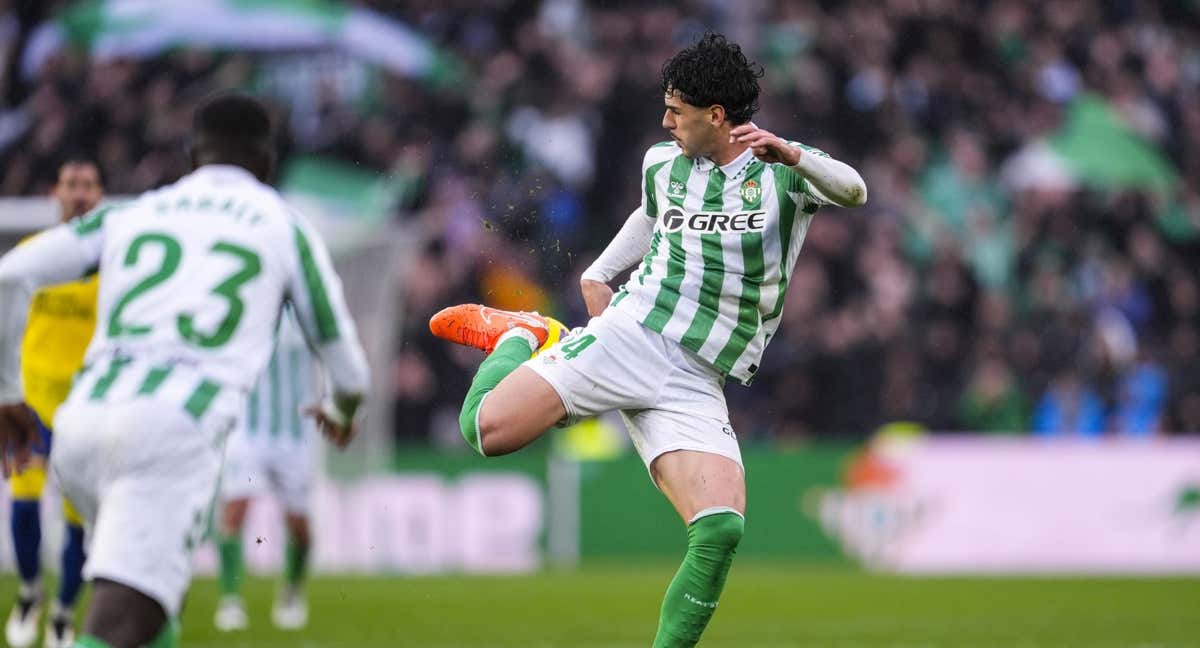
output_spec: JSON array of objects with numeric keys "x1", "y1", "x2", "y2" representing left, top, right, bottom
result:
[
  {"x1": 244, "y1": 308, "x2": 317, "y2": 446},
  {"x1": 612, "y1": 141, "x2": 832, "y2": 385},
  {"x1": 0, "y1": 165, "x2": 368, "y2": 421}
]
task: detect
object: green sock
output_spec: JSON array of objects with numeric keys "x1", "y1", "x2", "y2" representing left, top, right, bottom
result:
[
  {"x1": 71, "y1": 637, "x2": 113, "y2": 648},
  {"x1": 144, "y1": 618, "x2": 180, "y2": 648},
  {"x1": 285, "y1": 537, "x2": 309, "y2": 588},
  {"x1": 652, "y1": 511, "x2": 745, "y2": 648},
  {"x1": 458, "y1": 335, "x2": 534, "y2": 455},
  {"x1": 217, "y1": 535, "x2": 243, "y2": 597}
]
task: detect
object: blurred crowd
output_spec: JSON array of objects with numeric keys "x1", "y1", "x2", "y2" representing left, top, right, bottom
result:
[{"x1": 2, "y1": 0, "x2": 1199, "y2": 445}]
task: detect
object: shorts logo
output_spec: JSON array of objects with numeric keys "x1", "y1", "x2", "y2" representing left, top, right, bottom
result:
[
  {"x1": 740, "y1": 179, "x2": 761, "y2": 204},
  {"x1": 662, "y1": 207, "x2": 766, "y2": 234}
]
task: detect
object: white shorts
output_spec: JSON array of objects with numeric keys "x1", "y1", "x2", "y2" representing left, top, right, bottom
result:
[
  {"x1": 51, "y1": 378, "x2": 238, "y2": 617},
  {"x1": 525, "y1": 307, "x2": 742, "y2": 472},
  {"x1": 220, "y1": 430, "x2": 314, "y2": 515}
]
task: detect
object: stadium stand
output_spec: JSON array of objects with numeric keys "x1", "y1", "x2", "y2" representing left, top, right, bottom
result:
[{"x1": 2, "y1": 0, "x2": 1198, "y2": 443}]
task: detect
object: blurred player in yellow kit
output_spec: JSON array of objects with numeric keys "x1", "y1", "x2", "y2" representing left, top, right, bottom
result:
[{"x1": 6, "y1": 158, "x2": 104, "y2": 648}]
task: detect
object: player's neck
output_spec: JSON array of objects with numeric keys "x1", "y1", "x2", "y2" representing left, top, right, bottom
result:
[{"x1": 708, "y1": 137, "x2": 748, "y2": 168}]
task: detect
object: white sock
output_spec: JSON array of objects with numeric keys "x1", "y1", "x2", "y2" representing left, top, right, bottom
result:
[
  {"x1": 18, "y1": 580, "x2": 41, "y2": 599},
  {"x1": 496, "y1": 327, "x2": 538, "y2": 352}
]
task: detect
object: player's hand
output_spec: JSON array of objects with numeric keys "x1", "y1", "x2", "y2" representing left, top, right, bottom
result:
[
  {"x1": 581, "y1": 278, "x2": 613, "y2": 318},
  {"x1": 0, "y1": 401, "x2": 37, "y2": 478},
  {"x1": 730, "y1": 124, "x2": 801, "y2": 166},
  {"x1": 303, "y1": 404, "x2": 357, "y2": 450}
]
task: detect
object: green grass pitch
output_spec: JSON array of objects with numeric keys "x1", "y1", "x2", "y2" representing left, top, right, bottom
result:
[{"x1": 5, "y1": 562, "x2": 1198, "y2": 647}]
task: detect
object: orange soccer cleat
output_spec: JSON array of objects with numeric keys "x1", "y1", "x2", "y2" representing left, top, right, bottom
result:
[{"x1": 429, "y1": 304, "x2": 565, "y2": 355}]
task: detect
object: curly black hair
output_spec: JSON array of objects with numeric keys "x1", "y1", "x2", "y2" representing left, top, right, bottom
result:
[{"x1": 661, "y1": 32, "x2": 764, "y2": 125}]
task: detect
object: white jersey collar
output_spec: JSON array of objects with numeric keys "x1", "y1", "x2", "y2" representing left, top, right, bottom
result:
[
  {"x1": 191, "y1": 164, "x2": 259, "y2": 184},
  {"x1": 695, "y1": 146, "x2": 756, "y2": 180}
]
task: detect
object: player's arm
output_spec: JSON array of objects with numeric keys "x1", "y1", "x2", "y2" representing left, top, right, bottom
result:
[
  {"x1": 0, "y1": 216, "x2": 104, "y2": 475},
  {"x1": 285, "y1": 217, "x2": 369, "y2": 448},
  {"x1": 579, "y1": 143, "x2": 673, "y2": 317},
  {"x1": 730, "y1": 124, "x2": 867, "y2": 208},
  {"x1": 580, "y1": 206, "x2": 655, "y2": 317}
]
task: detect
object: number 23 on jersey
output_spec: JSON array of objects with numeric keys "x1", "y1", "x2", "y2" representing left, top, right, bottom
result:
[{"x1": 107, "y1": 232, "x2": 262, "y2": 349}]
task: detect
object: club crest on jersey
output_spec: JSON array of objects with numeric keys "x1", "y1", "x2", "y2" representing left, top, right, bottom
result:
[
  {"x1": 740, "y1": 179, "x2": 761, "y2": 204},
  {"x1": 662, "y1": 207, "x2": 767, "y2": 234}
]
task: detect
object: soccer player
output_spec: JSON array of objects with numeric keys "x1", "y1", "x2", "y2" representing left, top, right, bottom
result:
[
  {"x1": 214, "y1": 308, "x2": 319, "y2": 632},
  {"x1": 0, "y1": 94, "x2": 369, "y2": 648},
  {"x1": 430, "y1": 33, "x2": 866, "y2": 647},
  {"x1": 6, "y1": 157, "x2": 104, "y2": 648}
]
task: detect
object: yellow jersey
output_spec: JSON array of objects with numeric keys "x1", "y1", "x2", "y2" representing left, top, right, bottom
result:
[{"x1": 20, "y1": 273, "x2": 97, "y2": 426}]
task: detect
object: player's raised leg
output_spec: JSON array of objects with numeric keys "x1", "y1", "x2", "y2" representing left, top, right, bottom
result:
[
  {"x1": 429, "y1": 305, "x2": 567, "y2": 455},
  {"x1": 214, "y1": 498, "x2": 250, "y2": 632},
  {"x1": 648, "y1": 449, "x2": 746, "y2": 648}
]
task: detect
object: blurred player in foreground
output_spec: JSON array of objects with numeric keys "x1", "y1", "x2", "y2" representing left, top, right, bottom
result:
[
  {"x1": 432, "y1": 33, "x2": 866, "y2": 647},
  {"x1": 0, "y1": 93, "x2": 369, "y2": 648},
  {"x1": 6, "y1": 157, "x2": 104, "y2": 648},
  {"x1": 214, "y1": 308, "x2": 319, "y2": 632}
]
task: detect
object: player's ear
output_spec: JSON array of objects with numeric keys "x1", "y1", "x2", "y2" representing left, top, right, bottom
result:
[{"x1": 709, "y1": 104, "x2": 726, "y2": 128}]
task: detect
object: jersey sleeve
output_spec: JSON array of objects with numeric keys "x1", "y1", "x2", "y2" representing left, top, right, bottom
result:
[
  {"x1": 283, "y1": 215, "x2": 370, "y2": 419},
  {"x1": 785, "y1": 141, "x2": 835, "y2": 209},
  {"x1": 0, "y1": 208, "x2": 108, "y2": 402}
]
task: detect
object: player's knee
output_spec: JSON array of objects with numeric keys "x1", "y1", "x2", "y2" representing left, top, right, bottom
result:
[
  {"x1": 479, "y1": 402, "x2": 539, "y2": 457},
  {"x1": 459, "y1": 403, "x2": 486, "y2": 456},
  {"x1": 63, "y1": 497, "x2": 84, "y2": 527},
  {"x1": 689, "y1": 511, "x2": 744, "y2": 553},
  {"x1": 285, "y1": 514, "x2": 311, "y2": 545},
  {"x1": 461, "y1": 395, "x2": 526, "y2": 457},
  {"x1": 459, "y1": 400, "x2": 503, "y2": 456},
  {"x1": 221, "y1": 500, "x2": 250, "y2": 532}
]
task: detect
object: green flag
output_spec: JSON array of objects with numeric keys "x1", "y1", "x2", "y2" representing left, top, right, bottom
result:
[{"x1": 1050, "y1": 94, "x2": 1177, "y2": 193}]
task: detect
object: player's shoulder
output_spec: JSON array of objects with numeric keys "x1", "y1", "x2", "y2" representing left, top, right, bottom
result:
[
  {"x1": 270, "y1": 206, "x2": 330, "y2": 270},
  {"x1": 642, "y1": 140, "x2": 682, "y2": 170},
  {"x1": 278, "y1": 202, "x2": 320, "y2": 236},
  {"x1": 65, "y1": 199, "x2": 134, "y2": 237}
]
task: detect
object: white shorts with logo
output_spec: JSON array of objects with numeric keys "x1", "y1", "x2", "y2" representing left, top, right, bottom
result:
[
  {"x1": 525, "y1": 306, "x2": 741, "y2": 473},
  {"x1": 220, "y1": 429, "x2": 314, "y2": 515},
  {"x1": 51, "y1": 370, "x2": 239, "y2": 617}
]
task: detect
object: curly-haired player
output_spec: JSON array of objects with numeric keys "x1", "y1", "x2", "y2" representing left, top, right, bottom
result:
[{"x1": 431, "y1": 33, "x2": 866, "y2": 646}]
